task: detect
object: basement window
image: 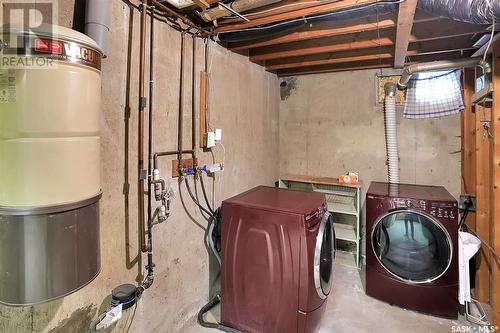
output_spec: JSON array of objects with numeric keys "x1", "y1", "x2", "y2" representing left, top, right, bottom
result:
[{"x1": 403, "y1": 70, "x2": 464, "y2": 119}]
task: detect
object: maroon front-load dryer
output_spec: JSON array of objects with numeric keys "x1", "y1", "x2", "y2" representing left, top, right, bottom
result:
[
  {"x1": 366, "y1": 182, "x2": 459, "y2": 319},
  {"x1": 221, "y1": 186, "x2": 335, "y2": 333}
]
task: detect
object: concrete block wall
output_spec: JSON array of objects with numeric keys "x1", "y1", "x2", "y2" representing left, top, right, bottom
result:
[{"x1": 279, "y1": 70, "x2": 461, "y2": 199}]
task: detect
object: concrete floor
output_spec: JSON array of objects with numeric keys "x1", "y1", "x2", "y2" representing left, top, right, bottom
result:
[
  {"x1": 318, "y1": 265, "x2": 470, "y2": 333},
  {"x1": 189, "y1": 264, "x2": 484, "y2": 333}
]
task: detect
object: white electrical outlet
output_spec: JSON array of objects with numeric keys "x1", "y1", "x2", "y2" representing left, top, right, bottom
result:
[{"x1": 214, "y1": 128, "x2": 222, "y2": 141}]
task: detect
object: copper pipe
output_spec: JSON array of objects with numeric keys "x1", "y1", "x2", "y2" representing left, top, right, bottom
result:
[
  {"x1": 150, "y1": 0, "x2": 211, "y2": 37},
  {"x1": 154, "y1": 150, "x2": 195, "y2": 169},
  {"x1": 191, "y1": 35, "x2": 197, "y2": 155},
  {"x1": 146, "y1": 3, "x2": 155, "y2": 268},
  {"x1": 177, "y1": 32, "x2": 185, "y2": 168},
  {"x1": 138, "y1": 0, "x2": 147, "y2": 253}
]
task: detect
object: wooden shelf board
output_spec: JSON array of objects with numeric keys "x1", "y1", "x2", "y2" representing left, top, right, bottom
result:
[
  {"x1": 333, "y1": 222, "x2": 357, "y2": 242},
  {"x1": 327, "y1": 202, "x2": 357, "y2": 216}
]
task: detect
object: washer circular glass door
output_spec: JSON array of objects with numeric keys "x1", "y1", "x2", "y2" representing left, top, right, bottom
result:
[
  {"x1": 372, "y1": 209, "x2": 452, "y2": 284},
  {"x1": 314, "y1": 212, "x2": 335, "y2": 299}
]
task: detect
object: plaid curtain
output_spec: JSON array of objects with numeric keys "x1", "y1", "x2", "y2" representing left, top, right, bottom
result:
[{"x1": 403, "y1": 70, "x2": 464, "y2": 119}]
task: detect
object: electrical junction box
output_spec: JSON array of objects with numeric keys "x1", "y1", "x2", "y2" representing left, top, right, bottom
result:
[
  {"x1": 204, "y1": 131, "x2": 216, "y2": 148},
  {"x1": 459, "y1": 194, "x2": 476, "y2": 212}
]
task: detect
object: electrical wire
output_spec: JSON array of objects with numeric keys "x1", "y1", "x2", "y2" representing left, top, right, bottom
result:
[
  {"x1": 199, "y1": 172, "x2": 215, "y2": 215},
  {"x1": 215, "y1": 142, "x2": 226, "y2": 207},
  {"x1": 483, "y1": 0, "x2": 495, "y2": 62},
  {"x1": 125, "y1": 302, "x2": 138, "y2": 333},
  {"x1": 218, "y1": 0, "x2": 404, "y2": 34},
  {"x1": 463, "y1": 225, "x2": 500, "y2": 261},
  {"x1": 458, "y1": 199, "x2": 472, "y2": 230}
]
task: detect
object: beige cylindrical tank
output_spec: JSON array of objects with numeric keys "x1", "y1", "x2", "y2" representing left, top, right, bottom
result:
[
  {"x1": 0, "y1": 25, "x2": 101, "y2": 207},
  {"x1": 0, "y1": 24, "x2": 102, "y2": 306}
]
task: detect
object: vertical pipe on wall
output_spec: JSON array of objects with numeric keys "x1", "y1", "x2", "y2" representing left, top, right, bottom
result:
[
  {"x1": 145, "y1": 4, "x2": 155, "y2": 283},
  {"x1": 178, "y1": 32, "x2": 186, "y2": 167},
  {"x1": 138, "y1": 0, "x2": 148, "y2": 253},
  {"x1": 192, "y1": 35, "x2": 197, "y2": 156}
]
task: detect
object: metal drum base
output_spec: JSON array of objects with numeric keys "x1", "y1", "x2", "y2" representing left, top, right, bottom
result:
[{"x1": 0, "y1": 194, "x2": 101, "y2": 306}]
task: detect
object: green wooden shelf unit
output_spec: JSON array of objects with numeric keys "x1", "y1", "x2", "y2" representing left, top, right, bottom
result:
[{"x1": 278, "y1": 175, "x2": 362, "y2": 268}]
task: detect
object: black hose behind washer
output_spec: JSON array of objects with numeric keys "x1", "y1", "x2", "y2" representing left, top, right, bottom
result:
[
  {"x1": 199, "y1": 172, "x2": 215, "y2": 215},
  {"x1": 184, "y1": 177, "x2": 214, "y2": 218},
  {"x1": 197, "y1": 294, "x2": 244, "y2": 333}
]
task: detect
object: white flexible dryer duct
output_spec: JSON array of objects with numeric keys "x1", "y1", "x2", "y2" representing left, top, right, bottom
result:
[{"x1": 384, "y1": 82, "x2": 399, "y2": 184}]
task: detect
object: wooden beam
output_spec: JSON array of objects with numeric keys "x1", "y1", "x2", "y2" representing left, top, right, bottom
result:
[
  {"x1": 183, "y1": 0, "x2": 218, "y2": 11},
  {"x1": 229, "y1": 16, "x2": 397, "y2": 51},
  {"x1": 462, "y1": 69, "x2": 477, "y2": 230},
  {"x1": 393, "y1": 0, "x2": 417, "y2": 68},
  {"x1": 266, "y1": 51, "x2": 393, "y2": 70},
  {"x1": 218, "y1": 0, "x2": 335, "y2": 24},
  {"x1": 475, "y1": 93, "x2": 492, "y2": 304},
  {"x1": 252, "y1": 30, "x2": 481, "y2": 63},
  {"x1": 491, "y1": 39, "x2": 500, "y2": 327},
  {"x1": 265, "y1": 39, "x2": 477, "y2": 71},
  {"x1": 277, "y1": 59, "x2": 393, "y2": 76},
  {"x1": 250, "y1": 31, "x2": 395, "y2": 62},
  {"x1": 192, "y1": 0, "x2": 210, "y2": 9},
  {"x1": 215, "y1": 0, "x2": 376, "y2": 33},
  {"x1": 199, "y1": 71, "x2": 209, "y2": 147},
  {"x1": 275, "y1": 51, "x2": 472, "y2": 76}
]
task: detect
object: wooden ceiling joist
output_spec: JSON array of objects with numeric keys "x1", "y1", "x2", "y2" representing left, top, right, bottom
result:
[
  {"x1": 277, "y1": 59, "x2": 393, "y2": 77},
  {"x1": 265, "y1": 37, "x2": 478, "y2": 71},
  {"x1": 228, "y1": 11, "x2": 443, "y2": 52},
  {"x1": 250, "y1": 29, "x2": 395, "y2": 61},
  {"x1": 266, "y1": 47, "x2": 394, "y2": 70},
  {"x1": 217, "y1": 0, "x2": 334, "y2": 24},
  {"x1": 229, "y1": 16, "x2": 397, "y2": 51},
  {"x1": 276, "y1": 50, "x2": 475, "y2": 77},
  {"x1": 393, "y1": 0, "x2": 418, "y2": 68},
  {"x1": 250, "y1": 21, "x2": 488, "y2": 62},
  {"x1": 215, "y1": 0, "x2": 376, "y2": 33},
  {"x1": 268, "y1": 52, "x2": 393, "y2": 70}
]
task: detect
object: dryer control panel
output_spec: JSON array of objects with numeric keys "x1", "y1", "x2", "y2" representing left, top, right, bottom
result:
[
  {"x1": 391, "y1": 198, "x2": 458, "y2": 221},
  {"x1": 429, "y1": 202, "x2": 457, "y2": 220}
]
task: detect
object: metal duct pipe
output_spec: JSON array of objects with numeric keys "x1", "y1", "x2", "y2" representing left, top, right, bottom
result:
[
  {"x1": 200, "y1": 0, "x2": 281, "y2": 22},
  {"x1": 85, "y1": 0, "x2": 110, "y2": 57},
  {"x1": 398, "y1": 58, "x2": 490, "y2": 89},
  {"x1": 384, "y1": 82, "x2": 400, "y2": 184},
  {"x1": 418, "y1": 0, "x2": 500, "y2": 24}
]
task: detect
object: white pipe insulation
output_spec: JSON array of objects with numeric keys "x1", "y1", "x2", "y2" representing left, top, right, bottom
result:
[{"x1": 384, "y1": 82, "x2": 400, "y2": 184}]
